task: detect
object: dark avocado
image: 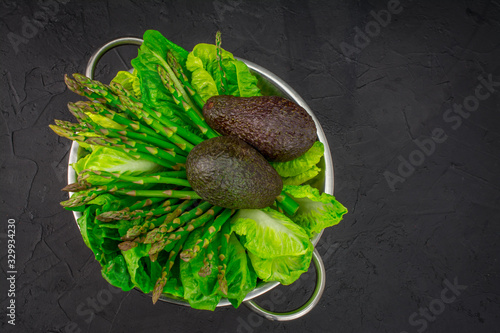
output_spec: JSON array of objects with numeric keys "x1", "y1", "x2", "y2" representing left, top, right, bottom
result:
[
  {"x1": 203, "y1": 95, "x2": 317, "y2": 162},
  {"x1": 186, "y1": 136, "x2": 283, "y2": 209}
]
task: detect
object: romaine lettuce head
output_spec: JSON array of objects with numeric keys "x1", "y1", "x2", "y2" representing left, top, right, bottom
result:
[
  {"x1": 247, "y1": 244, "x2": 313, "y2": 285},
  {"x1": 72, "y1": 146, "x2": 162, "y2": 175},
  {"x1": 230, "y1": 207, "x2": 311, "y2": 259},
  {"x1": 284, "y1": 185, "x2": 348, "y2": 236},
  {"x1": 230, "y1": 207, "x2": 314, "y2": 285}
]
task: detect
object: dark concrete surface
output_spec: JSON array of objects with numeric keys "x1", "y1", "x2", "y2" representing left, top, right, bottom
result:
[{"x1": 1, "y1": 0, "x2": 500, "y2": 332}]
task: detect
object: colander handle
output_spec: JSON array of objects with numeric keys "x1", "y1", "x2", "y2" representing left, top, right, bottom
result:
[
  {"x1": 243, "y1": 248, "x2": 326, "y2": 321},
  {"x1": 85, "y1": 37, "x2": 143, "y2": 79}
]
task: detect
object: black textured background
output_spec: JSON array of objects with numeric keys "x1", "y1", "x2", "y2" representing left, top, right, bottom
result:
[{"x1": 1, "y1": 0, "x2": 500, "y2": 332}]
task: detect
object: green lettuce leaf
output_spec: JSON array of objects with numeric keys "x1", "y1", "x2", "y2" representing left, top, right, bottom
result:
[
  {"x1": 161, "y1": 258, "x2": 184, "y2": 299},
  {"x1": 186, "y1": 43, "x2": 261, "y2": 102},
  {"x1": 270, "y1": 141, "x2": 324, "y2": 178},
  {"x1": 232, "y1": 59, "x2": 262, "y2": 97},
  {"x1": 141, "y1": 29, "x2": 189, "y2": 68},
  {"x1": 180, "y1": 289, "x2": 220, "y2": 311},
  {"x1": 131, "y1": 30, "x2": 197, "y2": 133},
  {"x1": 86, "y1": 193, "x2": 121, "y2": 208},
  {"x1": 230, "y1": 207, "x2": 313, "y2": 285},
  {"x1": 101, "y1": 255, "x2": 134, "y2": 291},
  {"x1": 92, "y1": 224, "x2": 121, "y2": 253},
  {"x1": 231, "y1": 207, "x2": 311, "y2": 259},
  {"x1": 76, "y1": 195, "x2": 129, "y2": 258},
  {"x1": 247, "y1": 245, "x2": 313, "y2": 285},
  {"x1": 72, "y1": 146, "x2": 162, "y2": 175},
  {"x1": 111, "y1": 70, "x2": 142, "y2": 99},
  {"x1": 86, "y1": 113, "x2": 123, "y2": 131},
  {"x1": 180, "y1": 228, "x2": 222, "y2": 310},
  {"x1": 225, "y1": 234, "x2": 257, "y2": 308},
  {"x1": 284, "y1": 184, "x2": 348, "y2": 236},
  {"x1": 186, "y1": 46, "x2": 219, "y2": 101},
  {"x1": 77, "y1": 206, "x2": 98, "y2": 255},
  {"x1": 282, "y1": 165, "x2": 321, "y2": 186},
  {"x1": 122, "y1": 243, "x2": 160, "y2": 294}
]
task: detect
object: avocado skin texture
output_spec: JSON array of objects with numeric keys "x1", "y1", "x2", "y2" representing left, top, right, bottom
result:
[
  {"x1": 203, "y1": 95, "x2": 317, "y2": 162},
  {"x1": 186, "y1": 136, "x2": 283, "y2": 209}
]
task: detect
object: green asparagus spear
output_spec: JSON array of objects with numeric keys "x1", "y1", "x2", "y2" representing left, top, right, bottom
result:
[
  {"x1": 216, "y1": 220, "x2": 231, "y2": 295},
  {"x1": 216, "y1": 31, "x2": 228, "y2": 93},
  {"x1": 151, "y1": 232, "x2": 188, "y2": 304},
  {"x1": 198, "y1": 247, "x2": 216, "y2": 278},
  {"x1": 79, "y1": 169, "x2": 190, "y2": 187},
  {"x1": 54, "y1": 119, "x2": 88, "y2": 132},
  {"x1": 276, "y1": 191, "x2": 300, "y2": 216},
  {"x1": 60, "y1": 189, "x2": 103, "y2": 208},
  {"x1": 93, "y1": 126, "x2": 181, "y2": 155},
  {"x1": 114, "y1": 189, "x2": 201, "y2": 200},
  {"x1": 166, "y1": 52, "x2": 205, "y2": 110},
  {"x1": 129, "y1": 197, "x2": 167, "y2": 211},
  {"x1": 97, "y1": 201, "x2": 180, "y2": 222}
]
